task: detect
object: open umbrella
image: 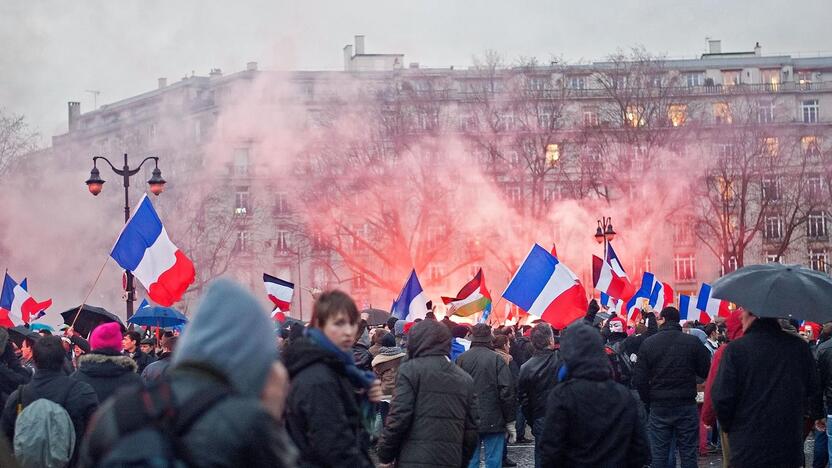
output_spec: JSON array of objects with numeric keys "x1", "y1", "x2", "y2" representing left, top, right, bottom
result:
[
  {"x1": 712, "y1": 263, "x2": 832, "y2": 323},
  {"x1": 361, "y1": 308, "x2": 390, "y2": 326},
  {"x1": 127, "y1": 306, "x2": 188, "y2": 328},
  {"x1": 60, "y1": 305, "x2": 126, "y2": 337},
  {"x1": 6, "y1": 326, "x2": 41, "y2": 347},
  {"x1": 28, "y1": 323, "x2": 54, "y2": 333}
]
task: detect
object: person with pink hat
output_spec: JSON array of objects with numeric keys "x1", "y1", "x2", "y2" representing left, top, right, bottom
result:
[{"x1": 70, "y1": 322, "x2": 142, "y2": 403}]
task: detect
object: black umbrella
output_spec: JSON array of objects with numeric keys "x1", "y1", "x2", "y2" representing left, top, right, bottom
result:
[
  {"x1": 60, "y1": 305, "x2": 126, "y2": 338},
  {"x1": 361, "y1": 308, "x2": 390, "y2": 326},
  {"x1": 712, "y1": 263, "x2": 832, "y2": 323},
  {"x1": 6, "y1": 326, "x2": 41, "y2": 348}
]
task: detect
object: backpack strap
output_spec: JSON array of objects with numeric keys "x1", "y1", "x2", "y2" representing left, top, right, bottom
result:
[{"x1": 15, "y1": 384, "x2": 26, "y2": 415}]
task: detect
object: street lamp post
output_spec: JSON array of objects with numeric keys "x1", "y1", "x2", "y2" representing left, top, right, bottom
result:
[
  {"x1": 593, "y1": 216, "x2": 617, "y2": 262},
  {"x1": 85, "y1": 153, "x2": 166, "y2": 320}
]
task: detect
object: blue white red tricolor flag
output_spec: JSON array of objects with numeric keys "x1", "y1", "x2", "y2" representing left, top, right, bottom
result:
[
  {"x1": 679, "y1": 294, "x2": 711, "y2": 324},
  {"x1": 264, "y1": 273, "x2": 294, "y2": 320},
  {"x1": 697, "y1": 283, "x2": 730, "y2": 319},
  {"x1": 502, "y1": 244, "x2": 588, "y2": 329},
  {"x1": 0, "y1": 273, "x2": 52, "y2": 327},
  {"x1": 110, "y1": 194, "x2": 195, "y2": 306},
  {"x1": 391, "y1": 269, "x2": 430, "y2": 321},
  {"x1": 625, "y1": 272, "x2": 656, "y2": 321},
  {"x1": 649, "y1": 281, "x2": 675, "y2": 313}
]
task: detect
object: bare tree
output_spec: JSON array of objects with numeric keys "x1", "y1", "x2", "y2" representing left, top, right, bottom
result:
[{"x1": 0, "y1": 108, "x2": 39, "y2": 175}]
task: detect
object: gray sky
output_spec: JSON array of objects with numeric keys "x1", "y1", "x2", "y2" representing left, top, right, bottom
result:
[{"x1": 2, "y1": 0, "x2": 831, "y2": 141}]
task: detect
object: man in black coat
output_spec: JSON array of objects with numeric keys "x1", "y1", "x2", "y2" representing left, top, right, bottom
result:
[
  {"x1": 518, "y1": 322, "x2": 561, "y2": 468},
  {"x1": 540, "y1": 322, "x2": 649, "y2": 467},
  {"x1": 633, "y1": 306, "x2": 710, "y2": 468},
  {"x1": 456, "y1": 324, "x2": 515, "y2": 468},
  {"x1": 713, "y1": 312, "x2": 822, "y2": 468},
  {"x1": 377, "y1": 319, "x2": 479, "y2": 468},
  {"x1": 122, "y1": 331, "x2": 155, "y2": 374},
  {"x1": 2, "y1": 336, "x2": 99, "y2": 467}
]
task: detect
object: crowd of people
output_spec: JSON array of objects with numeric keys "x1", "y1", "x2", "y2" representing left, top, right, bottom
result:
[{"x1": 0, "y1": 278, "x2": 827, "y2": 468}]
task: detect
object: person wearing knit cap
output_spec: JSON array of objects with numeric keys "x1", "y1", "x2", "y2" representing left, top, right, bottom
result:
[
  {"x1": 539, "y1": 322, "x2": 649, "y2": 467},
  {"x1": 81, "y1": 279, "x2": 297, "y2": 468},
  {"x1": 71, "y1": 322, "x2": 144, "y2": 403},
  {"x1": 456, "y1": 324, "x2": 516, "y2": 468}
]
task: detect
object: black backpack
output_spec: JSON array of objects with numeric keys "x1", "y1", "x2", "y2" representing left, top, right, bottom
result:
[
  {"x1": 604, "y1": 341, "x2": 634, "y2": 387},
  {"x1": 87, "y1": 367, "x2": 231, "y2": 468}
]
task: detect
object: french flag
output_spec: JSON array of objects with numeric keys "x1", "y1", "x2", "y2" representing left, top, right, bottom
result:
[
  {"x1": 625, "y1": 272, "x2": 656, "y2": 321},
  {"x1": 600, "y1": 292, "x2": 623, "y2": 313},
  {"x1": 679, "y1": 294, "x2": 711, "y2": 324},
  {"x1": 264, "y1": 273, "x2": 294, "y2": 320},
  {"x1": 697, "y1": 283, "x2": 731, "y2": 319},
  {"x1": 503, "y1": 244, "x2": 588, "y2": 329},
  {"x1": 593, "y1": 256, "x2": 630, "y2": 300},
  {"x1": 649, "y1": 280, "x2": 674, "y2": 313},
  {"x1": 0, "y1": 273, "x2": 52, "y2": 327},
  {"x1": 110, "y1": 194, "x2": 195, "y2": 307},
  {"x1": 391, "y1": 269, "x2": 430, "y2": 321}
]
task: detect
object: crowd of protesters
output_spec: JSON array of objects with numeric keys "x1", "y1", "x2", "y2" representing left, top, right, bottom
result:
[{"x1": 0, "y1": 278, "x2": 828, "y2": 467}]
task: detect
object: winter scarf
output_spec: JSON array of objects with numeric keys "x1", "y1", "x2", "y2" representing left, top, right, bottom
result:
[{"x1": 305, "y1": 327, "x2": 377, "y2": 390}]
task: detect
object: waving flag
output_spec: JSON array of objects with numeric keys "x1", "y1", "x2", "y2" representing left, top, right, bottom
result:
[
  {"x1": 391, "y1": 269, "x2": 430, "y2": 321},
  {"x1": 600, "y1": 292, "x2": 623, "y2": 313},
  {"x1": 593, "y1": 256, "x2": 630, "y2": 300},
  {"x1": 503, "y1": 244, "x2": 588, "y2": 329},
  {"x1": 679, "y1": 294, "x2": 711, "y2": 324},
  {"x1": 442, "y1": 268, "x2": 492, "y2": 317},
  {"x1": 110, "y1": 194, "x2": 195, "y2": 306},
  {"x1": 625, "y1": 272, "x2": 656, "y2": 321},
  {"x1": 697, "y1": 283, "x2": 731, "y2": 319},
  {"x1": 649, "y1": 281, "x2": 675, "y2": 313},
  {"x1": 0, "y1": 273, "x2": 52, "y2": 327},
  {"x1": 264, "y1": 273, "x2": 294, "y2": 320}
]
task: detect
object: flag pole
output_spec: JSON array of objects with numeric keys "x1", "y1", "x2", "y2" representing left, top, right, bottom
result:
[{"x1": 69, "y1": 256, "x2": 111, "y2": 331}]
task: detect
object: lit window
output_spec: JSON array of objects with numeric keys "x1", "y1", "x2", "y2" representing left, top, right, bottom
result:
[
  {"x1": 722, "y1": 70, "x2": 741, "y2": 87},
  {"x1": 716, "y1": 176, "x2": 735, "y2": 200},
  {"x1": 763, "y1": 137, "x2": 779, "y2": 157},
  {"x1": 802, "y1": 136, "x2": 821, "y2": 157},
  {"x1": 545, "y1": 144, "x2": 560, "y2": 166},
  {"x1": 713, "y1": 102, "x2": 732, "y2": 125},
  {"x1": 809, "y1": 249, "x2": 828, "y2": 273},
  {"x1": 802, "y1": 100, "x2": 819, "y2": 124},
  {"x1": 674, "y1": 254, "x2": 696, "y2": 281},
  {"x1": 234, "y1": 188, "x2": 250, "y2": 216},
  {"x1": 668, "y1": 104, "x2": 687, "y2": 127},
  {"x1": 625, "y1": 106, "x2": 645, "y2": 127},
  {"x1": 760, "y1": 69, "x2": 780, "y2": 91}
]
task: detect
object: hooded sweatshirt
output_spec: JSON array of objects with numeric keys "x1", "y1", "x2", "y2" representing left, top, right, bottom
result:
[
  {"x1": 702, "y1": 309, "x2": 744, "y2": 426},
  {"x1": 172, "y1": 279, "x2": 276, "y2": 397}
]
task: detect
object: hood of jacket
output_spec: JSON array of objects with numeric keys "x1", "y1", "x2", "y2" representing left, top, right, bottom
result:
[
  {"x1": 726, "y1": 309, "x2": 745, "y2": 341},
  {"x1": 561, "y1": 322, "x2": 610, "y2": 381},
  {"x1": 172, "y1": 279, "x2": 276, "y2": 397},
  {"x1": 407, "y1": 319, "x2": 452, "y2": 358},
  {"x1": 372, "y1": 348, "x2": 406, "y2": 367},
  {"x1": 77, "y1": 350, "x2": 138, "y2": 377},
  {"x1": 283, "y1": 337, "x2": 344, "y2": 377}
]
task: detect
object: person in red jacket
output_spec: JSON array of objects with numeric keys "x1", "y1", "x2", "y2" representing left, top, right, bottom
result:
[{"x1": 702, "y1": 309, "x2": 744, "y2": 465}]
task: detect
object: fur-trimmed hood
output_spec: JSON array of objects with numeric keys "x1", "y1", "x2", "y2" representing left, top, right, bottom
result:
[{"x1": 77, "y1": 351, "x2": 138, "y2": 377}]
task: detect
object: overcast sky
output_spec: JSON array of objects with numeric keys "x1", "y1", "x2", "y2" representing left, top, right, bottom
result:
[{"x1": 2, "y1": 0, "x2": 831, "y2": 142}]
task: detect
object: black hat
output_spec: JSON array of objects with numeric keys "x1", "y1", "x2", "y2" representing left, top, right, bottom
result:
[{"x1": 140, "y1": 337, "x2": 157, "y2": 346}]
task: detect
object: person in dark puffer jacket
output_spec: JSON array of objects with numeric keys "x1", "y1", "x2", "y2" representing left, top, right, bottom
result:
[
  {"x1": 518, "y1": 323, "x2": 561, "y2": 468},
  {"x1": 71, "y1": 322, "x2": 143, "y2": 403},
  {"x1": 540, "y1": 322, "x2": 649, "y2": 468},
  {"x1": 377, "y1": 319, "x2": 479, "y2": 468},
  {"x1": 633, "y1": 306, "x2": 710, "y2": 468},
  {"x1": 456, "y1": 324, "x2": 515, "y2": 468}
]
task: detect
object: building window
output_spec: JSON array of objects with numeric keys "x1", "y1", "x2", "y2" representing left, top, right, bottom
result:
[
  {"x1": 311, "y1": 231, "x2": 327, "y2": 252},
  {"x1": 761, "y1": 69, "x2": 781, "y2": 90},
  {"x1": 757, "y1": 101, "x2": 775, "y2": 123},
  {"x1": 426, "y1": 226, "x2": 446, "y2": 250},
  {"x1": 543, "y1": 187, "x2": 559, "y2": 202},
  {"x1": 715, "y1": 143, "x2": 736, "y2": 159},
  {"x1": 809, "y1": 249, "x2": 828, "y2": 273},
  {"x1": 528, "y1": 77, "x2": 548, "y2": 91},
  {"x1": 764, "y1": 215, "x2": 783, "y2": 240},
  {"x1": 625, "y1": 106, "x2": 645, "y2": 127},
  {"x1": 352, "y1": 273, "x2": 368, "y2": 290},
  {"x1": 674, "y1": 254, "x2": 696, "y2": 281},
  {"x1": 234, "y1": 188, "x2": 250, "y2": 216},
  {"x1": 807, "y1": 176, "x2": 825, "y2": 201},
  {"x1": 802, "y1": 136, "x2": 821, "y2": 157},
  {"x1": 312, "y1": 265, "x2": 328, "y2": 289},
  {"x1": 673, "y1": 222, "x2": 694, "y2": 245},
  {"x1": 275, "y1": 230, "x2": 291, "y2": 254},
  {"x1": 761, "y1": 177, "x2": 781, "y2": 201},
  {"x1": 567, "y1": 76, "x2": 585, "y2": 90},
  {"x1": 720, "y1": 255, "x2": 738, "y2": 276},
  {"x1": 685, "y1": 73, "x2": 703, "y2": 87},
  {"x1": 722, "y1": 70, "x2": 741, "y2": 86},
  {"x1": 766, "y1": 252, "x2": 785, "y2": 264},
  {"x1": 802, "y1": 100, "x2": 819, "y2": 123},
  {"x1": 506, "y1": 185, "x2": 522, "y2": 203},
  {"x1": 644, "y1": 256, "x2": 652, "y2": 273},
  {"x1": 582, "y1": 108, "x2": 599, "y2": 127},
  {"x1": 508, "y1": 150, "x2": 521, "y2": 165},
  {"x1": 545, "y1": 144, "x2": 560, "y2": 167},
  {"x1": 234, "y1": 230, "x2": 251, "y2": 253},
  {"x1": 275, "y1": 192, "x2": 289, "y2": 214},
  {"x1": 713, "y1": 102, "x2": 732, "y2": 125},
  {"x1": 808, "y1": 212, "x2": 828, "y2": 238},
  {"x1": 429, "y1": 265, "x2": 445, "y2": 284},
  {"x1": 668, "y1": 104, "x2": 687, "y2": 127},
  {"x1": 762, "y1": 137, "x2": 779, "y2": 157},
  {"x1": 233, "y1": 148, "x2": 249, "y2": 176}
]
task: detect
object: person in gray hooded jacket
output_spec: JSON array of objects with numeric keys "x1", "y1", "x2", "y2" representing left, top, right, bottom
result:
[{"x1": 80, "y1": 279, "x2": 297, "y2": 467}]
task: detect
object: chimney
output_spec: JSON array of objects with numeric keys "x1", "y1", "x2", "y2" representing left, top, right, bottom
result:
[
  {"x1": 708, "y1": 39, "x2": 722, "y2": 54},
  {"x1": 355, "y1": 35, "x2": 365, "y2": 55},
  {"x1": 246, "y1": 61, "x2": 258, "y2": 72},
  {"x1": 158, "y1": 77, "x2": 167, "y2": 89},
  {"x1": 68, "y1": 101, "x2": 81, "y2": 132},
  {"x1": 209, "y1": 68, "x2": 222, "y2": 77},
  {"x1": 343, "y1": 44, "x2": 353, "y2": 71},
  {"x1": 754, "y1": 42, "x2": 762, "y2": 56}
]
